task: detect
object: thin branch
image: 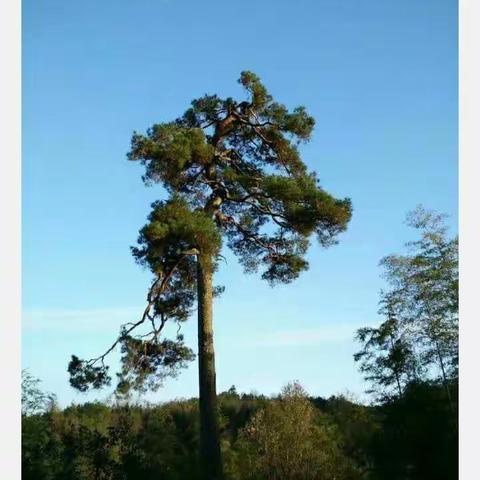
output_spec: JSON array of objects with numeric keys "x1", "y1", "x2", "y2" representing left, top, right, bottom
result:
[
  {"x1": 218, "y1": 212, "x2": 275, "y2": 253},
  {"x1": 85, "y1": 254, "x2": 190, "y2": 367}
]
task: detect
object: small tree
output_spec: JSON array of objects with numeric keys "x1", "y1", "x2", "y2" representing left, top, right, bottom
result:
[
  {"x1": 235, "y1": 382, "x2": 353, "y2": 480},
  {"x1": 68, "y1": 72, "x2": 352, "y2": 478},
  {"x1": 22, "y1": 369, "x2": 56, "y2": 416}
]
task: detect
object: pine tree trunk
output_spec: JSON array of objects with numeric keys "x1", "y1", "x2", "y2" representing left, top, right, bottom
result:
[{"x1": 197, "y1": 252, "x2": 223, "y2": 480}]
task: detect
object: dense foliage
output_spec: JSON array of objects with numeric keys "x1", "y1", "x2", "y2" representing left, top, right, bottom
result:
[
  {"x1": 22, "y1": 370, "x2": 57, "y2": 416},
  {"x1": 22, "y1": 380, "x2": 457, "y2": 480}
]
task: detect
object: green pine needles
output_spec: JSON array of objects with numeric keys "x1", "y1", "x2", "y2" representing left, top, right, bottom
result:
[{"x1": 68, "y1": 70, "x2": 352, "y2": 399}]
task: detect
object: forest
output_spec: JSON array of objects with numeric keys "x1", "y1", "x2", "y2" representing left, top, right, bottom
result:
[
  {"x1": 22, "y1": 71, "x2": 458, "y2": 479},
  {"x1": 22, "y1": 378, "x2": 457, "y2": 480}
]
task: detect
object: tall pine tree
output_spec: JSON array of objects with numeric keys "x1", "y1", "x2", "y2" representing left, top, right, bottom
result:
[{"x1": 68, "y1": 72, "x2": 352, "y2": 479}]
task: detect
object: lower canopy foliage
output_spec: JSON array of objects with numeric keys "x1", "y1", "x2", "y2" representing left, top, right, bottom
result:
[{"x1": 68, "y1": 198, "x2": 221, "y2": 395}]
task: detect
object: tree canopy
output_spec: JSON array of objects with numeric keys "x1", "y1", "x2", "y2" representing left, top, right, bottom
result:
[
  {"x1": 68, "y1": 71, "x2": 352, "y2": 395},
  {"x1": 128, "y1": 71, "x2": 351, "y2": 283}
]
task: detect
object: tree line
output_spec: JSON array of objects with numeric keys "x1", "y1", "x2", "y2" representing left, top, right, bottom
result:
[{"x1": 22, "y1": 378, "x2": 457, "y2": 479}]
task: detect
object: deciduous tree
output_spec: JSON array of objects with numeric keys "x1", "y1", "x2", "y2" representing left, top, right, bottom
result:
[{"x1": 355, "y1": 206, "x2": 458, "y2": 410}]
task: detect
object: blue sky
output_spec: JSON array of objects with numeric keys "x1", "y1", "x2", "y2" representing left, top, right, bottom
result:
[{"x1": 22, "y1": 0, "x2": 458, "y2": 406}]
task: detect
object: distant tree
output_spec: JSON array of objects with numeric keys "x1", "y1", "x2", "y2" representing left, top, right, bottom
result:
[
  {"x1": 354, "y1": 292, "x2": 420, "y2": 401},
  {"x1": 68, "y1": 71, "x2": 352, "y2": 478},
  {"x1": 234, "y1": 382, "x2": 356, "y2": 480},
  {"x1": 355, "y1": 207, "x2": 458, "y2": 409},
  {"x1": 224, "y1": 385, "x2": 238, "y2": 397},
  {"x1": 22, "y1": 369, "x2": 56, "y2": 416},
  {"x1": 381, "y1": 207, "x2": 458, "y2": 385}
]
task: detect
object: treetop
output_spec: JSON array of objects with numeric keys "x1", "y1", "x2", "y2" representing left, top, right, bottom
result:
[{"x1": 129, "y1": 70, "x2": 352, "y2": 284}]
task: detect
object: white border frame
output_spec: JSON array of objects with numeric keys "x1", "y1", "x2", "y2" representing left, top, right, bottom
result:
[
  {"x1": 1, "y1": 1, "x2": 476, "y2": 479},
  {"x1": 0, "y1": 0, "x2": 21, "y2": 478},
  {"x1": 459, "y1": 1, "x2": 480, "y2": 478}
]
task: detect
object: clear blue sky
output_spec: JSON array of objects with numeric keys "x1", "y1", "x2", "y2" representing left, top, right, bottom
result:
[{"x1": 22, "y1": 0, "x2": 458, "y2": 406}]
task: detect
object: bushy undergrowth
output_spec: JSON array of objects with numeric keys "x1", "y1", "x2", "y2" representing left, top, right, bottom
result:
[{"x1": 22, "y1": 380, "x2": 457, "y2": 480}]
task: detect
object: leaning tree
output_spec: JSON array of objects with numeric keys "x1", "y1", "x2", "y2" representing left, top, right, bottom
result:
[{"x1": 68, "y1": 71, "x2": 352, "y2": 479}]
